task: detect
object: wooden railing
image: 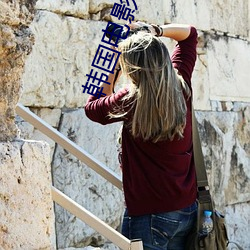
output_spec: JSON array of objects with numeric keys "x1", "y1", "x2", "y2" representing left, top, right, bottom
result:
[{"x1": 16, "y1": 103, "x2": 143, "y2": 250}]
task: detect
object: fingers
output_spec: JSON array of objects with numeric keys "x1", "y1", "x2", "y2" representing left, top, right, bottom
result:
[
  {"x1": 127, "y1": 21, "x2": 157, "y2": 35},
  {"x1": 127, "y1": 22, "x2": 143, "y2": 29}
]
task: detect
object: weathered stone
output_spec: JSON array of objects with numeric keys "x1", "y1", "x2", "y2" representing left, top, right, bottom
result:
[
  {"x1": 0, "y1": 140, "x2": 55, "y2": 249},
  {"x1": 52, "y1": 109, "x2": 123, "y2": 248},
  {"x1": 19, "y1": 9, "x2": 250, "y2": 111},
  {"x1": 206, "y1": 34, "x2": 250, "y2": 103},
  {"x1": 0, "y1": 0, "x2": 36, "y2": 26},
  {"x1": 0, "y1": 0, "x2": 36, "y2": 141},
  {"x1": 32, "y1": 107, "x2": 62, "y2": 127},
  {"x1": 20, "y1": 11, "x2": 105, "y2": 108},
  {"x1": 194, "y1": 109, "x2": 250, "y2": 249},
  {"x1": 89, "y1": 0, "x2": 113, "y2": 15},
  {"x1": 192, "y1": 31, "x2": 250, "y2": 110},
  {"x1": 225, "y1": 202, "x2": 250, "y2": 250},
  {"x1": 163, "y1": 0, "x2": 210, "y2": 30},
  {"x1": 15, "y1": 107, "x2": 62, "y2": 161},
  {"x1": 192, "y1": 31, "x2": 211, "y2": 111},
  {"x1": 196, "y1": 109, "x2": 250, "y2": 211},
  {"x1": 163, "y1": 0, "x2": 248, "y2": 38},
  {"x1": 210, "y1": 0, "x2": 248, "y2": 38},
  {"x1": 36, "y1": 0, "x2": 89, "y2": 18},
  {"x1": 16, "y1": 0, "x2": 250, "y2": 248},
  {"x1": 0, "y1": 22, "x2": 33, "y2": 141}
]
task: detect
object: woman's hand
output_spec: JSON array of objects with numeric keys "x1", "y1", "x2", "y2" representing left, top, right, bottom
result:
[{"x1": 128, "y1": 21, "x2": 158, "y2": 36}]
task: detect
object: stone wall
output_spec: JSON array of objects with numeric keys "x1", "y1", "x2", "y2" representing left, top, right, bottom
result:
[
  {"x1": 0, "y1": 0, "x2": 56, "y2": 249},
  {"x1": 0, "y1": 0, "x2": 35, "y2": 141},
  {"x1": 17, "y1": 0, "x2": 250, "y2": 249},
  {"x1": 0, "y1": 140, "x2": 56, "y2": 249}
]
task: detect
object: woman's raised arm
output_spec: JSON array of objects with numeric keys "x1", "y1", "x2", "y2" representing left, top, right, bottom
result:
[{"x1": 160, "y1": 23, "x2": 191, "y2": 41}]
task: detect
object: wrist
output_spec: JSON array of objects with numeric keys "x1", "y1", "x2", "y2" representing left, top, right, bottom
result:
[
  {"x1": 151, "y1": 24, "x2": 163, "y2": 37},
  {"x1": 158, "y1": 26, "x2": 163, "y2": 36}
]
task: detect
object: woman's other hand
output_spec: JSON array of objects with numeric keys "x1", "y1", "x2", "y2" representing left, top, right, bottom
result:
[{"x1": 128, "y1": 21, "x2": 158, "y2": 36}]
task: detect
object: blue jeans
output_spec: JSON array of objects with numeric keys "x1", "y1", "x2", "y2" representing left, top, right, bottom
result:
[{"x1": 121, "y1": 202, "x2": 197, "y2": 250}]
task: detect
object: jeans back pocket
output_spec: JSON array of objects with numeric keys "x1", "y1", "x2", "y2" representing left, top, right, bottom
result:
[{"x1": 151, "y1": 214, "x2": 181, "y2": 248}]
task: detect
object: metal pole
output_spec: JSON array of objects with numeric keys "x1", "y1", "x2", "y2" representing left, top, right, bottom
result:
[
  {"x1": 130, "y1": 239, "x2": 144, "y2": 250},
  {"x1": 16, "y1": 103, "x2": 123, "y2": 190},
  {"x1": 52, "y1": 187, "x2": 141, "y2": 250},
  {"x1": 17, "y1": 103, "x2": 144, "y2": 250}
]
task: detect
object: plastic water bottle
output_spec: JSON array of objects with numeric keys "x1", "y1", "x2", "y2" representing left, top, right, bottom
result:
[{"x1": 201, "y1": 210, "x2": 213, "y2": 235}]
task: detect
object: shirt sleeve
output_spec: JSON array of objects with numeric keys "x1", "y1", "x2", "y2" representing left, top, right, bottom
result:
[
  {"x1": 171, "y1": 26, "x2": 198, "y2": 86},
  {"x1": 84, "y1": 88, "x2": 129, "y2": 125}
]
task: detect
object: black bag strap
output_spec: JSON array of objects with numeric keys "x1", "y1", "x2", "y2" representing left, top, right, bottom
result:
[
  {"x1": 192, "y1": 107, "x2": 244, "y2": 249},
  {"x1": 192, "y1": 106, "x2": 212, "y2": 203},
  {"x1": 192, "y1": 105, "x2": 214, "y2": 234}
]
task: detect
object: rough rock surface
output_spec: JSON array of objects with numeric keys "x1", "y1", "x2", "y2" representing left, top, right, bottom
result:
[
  {"x1": 196, "y1": 108, "x2": 250, "y2": 210},
  {"x1": 0, "y1": 0, "x2": 36, "y2": 141},
  {"x1": 196, "y1": 108, "x2": 250, "y2": 249},
  {"x1": 15, "y1": 0, "x2": 250, "y2": 249},
  {"x1": 52, "y1": 109, "x2": 123, "y2": 248},
  {"x1": 0, "y1": 140, "x2": 55, "y2": 249},
  {"x1": 16, "y1": 107, "x2": 62, "y2": 161}
]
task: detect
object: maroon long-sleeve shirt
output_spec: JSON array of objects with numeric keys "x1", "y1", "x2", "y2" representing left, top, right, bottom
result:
[{"x1": 85, "y1": 27, "x2": 198, "y2": 216}]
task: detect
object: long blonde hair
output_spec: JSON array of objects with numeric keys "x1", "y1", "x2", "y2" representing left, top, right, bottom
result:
[{"x1": 114, "y1": 32, "x2": 190, "y2": 142}]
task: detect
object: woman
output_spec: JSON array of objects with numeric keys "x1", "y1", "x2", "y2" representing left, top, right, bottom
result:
[{"x1": 85, "y1": 22, "x2": 198, "y2": 250}]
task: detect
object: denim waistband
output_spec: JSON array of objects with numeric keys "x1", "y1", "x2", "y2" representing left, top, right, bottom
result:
[{"x1": 178, "y1": 200, "x2": 198, "y2": 213}]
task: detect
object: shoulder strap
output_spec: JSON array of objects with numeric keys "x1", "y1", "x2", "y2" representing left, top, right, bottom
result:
[
  {"x1": 192, "y1": 106, "x2": 214, "y2": 211},
  {"x1": 191, "y1": 106, "x2": 209, "y2": 189}
]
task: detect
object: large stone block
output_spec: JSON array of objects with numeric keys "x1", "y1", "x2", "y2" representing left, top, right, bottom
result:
[
  {"x1": 0, "y1": 140, "x2": 55, "y2": 249},
  {"x1": 20, "y1": 3, "x2": 250, "y2": 111},
  {"x1": 191, "y1": 30, "x2": 250, "y2": 110},
  {"x1": 249, "y1": 0, "x2": 250, "y2": 40},
  {"x1": 0, "y1": 0, "x2": 36, "y2": 26},
  {"x1": 128, "y1": 0, "x2": 165, "y2": 24},
  {"x1": 0, "y1": 0, "x2": 35, "y2": 141},
  {"x1": 36, "y1": 0, "x2": 89, "y2": 18},
  {"x1": 52, "y1": 109, "x2": 124, "y2": 248},
  {"x1": 206, "y1": 34, "x2": 250, "y2": 103},
  {"x1": 162, "y1": 0, "x2": 249, "y2": 38},
  {"x1": 210, "y1": 0, "x2": 248, "y2": 38},
  {"x1": 16, "y1": 107, "x2": 62, "y2": 161},
  {"x1": 190, "y1": 30, "x2": 212, "y2": 111},
  {"x1": 163, "y1": 0, "x2": 210, "y2": 30},
  {"x1": 36, "y1": 0, "x2": 166, "y2": 24},
  {"x1": 195, "y1": 108, "x2": 250, "y2": 249},
  {"x1": 225, "y1": 202, "x2": 250, "y2": 250},
  {"x1": 196, "y1": 108, "x2": 250, "y2": 211},
  {"x1": 17, "y1": 1, "x2": 250, "y2": 248},
  {"x1": 20, "y1": 11, "x2": 105, "y2": 108},
  {"x1": 89, "y1": 0, "x2": 113, "y2": 14}
]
